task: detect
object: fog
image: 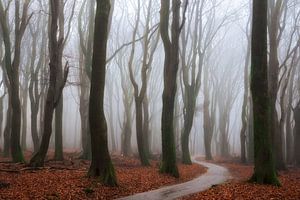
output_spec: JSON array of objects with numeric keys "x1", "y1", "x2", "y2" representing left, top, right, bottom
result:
[{"x1": 0, "y1": 0, "x2": 299, "y2": 167}]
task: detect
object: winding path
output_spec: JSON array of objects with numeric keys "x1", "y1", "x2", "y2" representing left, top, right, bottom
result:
[{"x1": 117, "y1": 159, "x2": 231, "y2": 200}]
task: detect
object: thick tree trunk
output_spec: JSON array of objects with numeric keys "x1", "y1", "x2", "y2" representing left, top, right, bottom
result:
[
  {"x1": 250, "y1": 0, "x2": 280, "y2": 185},
  {"x1": 294, "y1": 105, "x2": 300, "y2": 166},
  {"x1": 159, "y1": 0, "x2": 182, "y2": 178},
  {"x1": 0, "y1": 96, "x2": 3, "y2": 151},
  {"x1": 87, "y1": 0, "x2": 117, "y2": 186}
]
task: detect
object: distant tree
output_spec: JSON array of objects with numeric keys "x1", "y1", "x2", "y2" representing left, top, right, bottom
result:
[
  {"x1": 87, "y1": 0, "x2": 117, "y2": 186},
  {"x1": 54, "y1": 0, "x2": 75, "y2": 161},
  {"x1": 28, "y1": 16, "x2": 47, "y2": 153},
  {"x1": 0, "y1": 0, "x2": 32, "y2": 163},
  {"x1": 250, "y1": 0, "x2": 280, "y2": 185},
  {"x1": 240, "y1": 3, "x2": 251, "y2": 163}
]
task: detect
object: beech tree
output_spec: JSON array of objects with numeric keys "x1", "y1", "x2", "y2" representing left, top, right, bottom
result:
[
  {"x1": 250, "y1": 0, "x2": 280, "y2": 185},
  {"x1": 29, "y1": 0, "x2": 69, "y2": 167},
  {"x1": 0, "y1": 0, "x2": 32, "y2": 163},
  {"x1": 160, "y1": 0, "x2": 186, "y2": 178},
  {"x1": 28, "y1": 16, "x2": 47, "y2": 153},
  {"x1": 87, "y1": 0, "x2": 117, "y2": 186}
]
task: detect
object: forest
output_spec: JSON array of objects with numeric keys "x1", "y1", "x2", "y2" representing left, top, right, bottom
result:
[{"x1": 0, "y1": 0, "x2": 299, "y2": 199}]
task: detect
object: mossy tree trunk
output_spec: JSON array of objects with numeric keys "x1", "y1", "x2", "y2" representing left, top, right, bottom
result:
[{"x1": 250, "y1": 0, "x2": 280, "y2": 186}]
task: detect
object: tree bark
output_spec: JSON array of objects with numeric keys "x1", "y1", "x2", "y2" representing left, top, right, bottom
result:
[
  {"x1": 30, "y1": 0, "x2": 68, "y2": 167},
  {"x1": 159, "y1": 0, "x2": 182, "y2": 178},
  {"x1": 294, "y1": 105, "x2": 300, "y2": 166},
  {"x1": 268, "y1": 0, "x2": 286, "y2": 170},
  {"x1": 250, "y1": 0, "x2": 280, "y2": 185},
  {"x1": 87, "y1": 0, "x2": 117, "y2": 186}
]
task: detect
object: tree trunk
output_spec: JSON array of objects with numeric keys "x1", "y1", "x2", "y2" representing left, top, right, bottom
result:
[
  {"x1": 268, "y1": 0, "x2": 285, "y2": 171},
  {"x1": 240, "y1": 35, "x2": 250, "y2": 163},
  {"x1": 54, "y1": 97, "x2": 64, "y2": 160},
  {"x1": 30, "y1": 0, "x2": 68, "y2": 167},
  {"x1": 0, "y1": 96, "x2": 3, "y2": 152},
  {"x1": 3, "y1": 101, "x2": 11, "y2": 157},
  {"x1": 294, "y1": 105, "x2": 300, "y2": 166},
  {"x1": 247, "y1": 96, "x2": 254, "y2": 162},
  {"x1": 159, "y1": 0, "x2": 182, "y2": 178},
  {"x1": 250, "y1": 0, "x2": 280, "y2": 185},
  {"x1": 135, "y1": 99, "x2": 150, "y2": 165},
  {"x1": 78, "y1": 51, "x2": 91, "y2": 160},
  {"x1": 143, "y1": 96, "x2": 151, "y2": 157},
  {"x1": 181, "y1": 92, "x2": 194, "y2": 164},
  {"x1": 87, "y1": 0, "x2": 117, "y2": 186}
]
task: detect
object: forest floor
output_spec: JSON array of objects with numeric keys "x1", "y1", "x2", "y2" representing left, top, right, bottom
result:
[
  {"x1": 182, "y1": 157, "x2": 300, "y2": 200},
  {"x1": 0, "y1": 152, "x2": 206, "y2": 200}
]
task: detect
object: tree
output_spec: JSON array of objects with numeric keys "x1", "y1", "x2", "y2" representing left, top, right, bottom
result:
[
  {"x1": 180, "y1": 0, "x2": 202, "y2": 164},
  {"x1": 0, "y1": 0, "x2": 32, "y2": 163},
  {"x1": 54, "y1": 0, "x2": 75, "y2": 161},
  {"x1": 160, "y1": 0, "x2": 185, "y2": 178},
  {"x1": 127, "y1": 0, "x2": 159, "y2": 165},
  {"x1": 268, "y1": 0, "x2": 286, "y2": 170},
  {"x1": 28, "y1": 17, "x2": 47, "y2": 153},
  {"x1": 294, "y1": 102, "x2": 300, "y2": 166},
  {"x1": 29, "y1": 0, "x2": 69, "y2": 167},
  {"x1": 240, "y1": 3, "x2": 251, "y2": 163},
  {"x1": 250, "y1": 0, "x2": 280, "y2": 185},
  {"x1": 77, "y1": 0, "x2": 95, "y2": 159},
  {"x1": 87, "y1": 0, "x2": 117, "y2": 186}
]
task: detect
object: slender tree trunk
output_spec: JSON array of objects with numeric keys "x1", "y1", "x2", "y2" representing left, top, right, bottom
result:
[
  {"x1": 268, "y1": 0, "x2": 285, "y2": 170},
  {"x1": 143, "y1": 96, "x2": 151, "y2": 157},
  {"x1": 135, "y1": 99, "x2": 150, "y2": 165},
  {"x1": 21, "y1": 89, "x2": 28, "y2": 150},
  {"x1": 286, "y1": 75, "x2": 294, "y2": 164},
  {"x1": 30, "y1": 0, "x2": 68, "y2": 167},
  {"x1": 240, "y1": 37, "x2": 250, "y2": 163},
  {"x1": 250, "y1": 0, "x2": 280, "y2": 185},
  {"x1": 203, "y1": 73, "x2": 213, "y2": 160},
  {"x1": 54, "y1": 97, "x2": 63, "y2": 160},
  {"x1": 3, "y1": 102, "x2": 11, "y2": 157},
  {"x1": 247, "y1": 96, "x2": 254, "y2": 162}
]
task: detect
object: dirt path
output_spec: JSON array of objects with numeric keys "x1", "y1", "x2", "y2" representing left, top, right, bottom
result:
[{"x1": 117, "y1": 159, "x2": 231, "y2": 200}]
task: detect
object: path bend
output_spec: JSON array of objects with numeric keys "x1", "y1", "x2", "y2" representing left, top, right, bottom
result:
[{"x1": 117, "y1": 158, "x2": 231, "y2": 200}]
